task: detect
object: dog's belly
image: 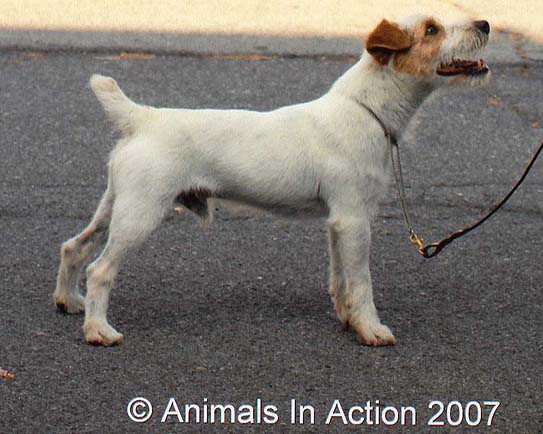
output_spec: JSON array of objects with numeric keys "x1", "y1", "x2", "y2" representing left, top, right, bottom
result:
[
  {"x1": 175, "y1": 187, "x2": 328, "y2": 219},
  {"x1": 218, "y1": 191, "x2": 329, "y2": 218}
]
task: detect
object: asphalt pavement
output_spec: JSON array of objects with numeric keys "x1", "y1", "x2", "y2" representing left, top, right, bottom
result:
[{"x1": 1, "y1": 34, "x2": 542, "y2": 434}]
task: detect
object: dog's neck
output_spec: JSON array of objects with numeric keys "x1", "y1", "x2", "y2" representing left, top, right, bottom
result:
[{"x1": 330, "y1": 53, "x2": 435, "y2": 138}]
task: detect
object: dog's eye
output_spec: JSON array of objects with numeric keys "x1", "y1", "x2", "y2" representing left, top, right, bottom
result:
[{"x1": 426, "y1": 24, "x2": 439, "y2": 36}]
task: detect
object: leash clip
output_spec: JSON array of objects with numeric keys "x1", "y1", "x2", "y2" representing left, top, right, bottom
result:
[
  {"x1": 409, "y1": 230, "x2": 424, "y2": 253},
  {"x1": 409, "y1": 232, "x2": 443, "y2": 258}
]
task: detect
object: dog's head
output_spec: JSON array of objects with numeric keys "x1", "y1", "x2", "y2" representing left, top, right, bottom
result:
[{"x1": 365, "y1": 14, "x2": 491, "y2": 86}]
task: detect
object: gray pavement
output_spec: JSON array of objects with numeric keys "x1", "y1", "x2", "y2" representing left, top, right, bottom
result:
[
  {"x1": 2, "y1": 27, "x2": 543, "y2": 62},
  {"x1": 1, "y1": 32, "x2": 543, "y2": 434}
]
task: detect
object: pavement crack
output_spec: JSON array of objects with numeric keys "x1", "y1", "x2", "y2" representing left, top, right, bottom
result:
[{"x1": 506, "y1": 31, "x2": 543, "y2": 63}]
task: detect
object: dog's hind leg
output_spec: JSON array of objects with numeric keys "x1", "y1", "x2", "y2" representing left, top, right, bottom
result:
[
  {"x1": 330, "y1": 213, "x2": 396, "y2": 346},
  {"x1": 54, "y1": 187, "x2": 113, "y2": 314},
  {"x1": 82, "y1": 192, "x2": 168, "y2": 346}
]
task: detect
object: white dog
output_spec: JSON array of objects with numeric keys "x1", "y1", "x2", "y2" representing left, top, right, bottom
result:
[{"x1": 54, "y1": 15, "x2": 490, "y2": 346}]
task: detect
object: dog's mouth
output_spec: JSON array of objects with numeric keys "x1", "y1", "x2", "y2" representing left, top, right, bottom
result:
[{"x1": 436, "y1": 58, "x2": 489, "y2": 76}]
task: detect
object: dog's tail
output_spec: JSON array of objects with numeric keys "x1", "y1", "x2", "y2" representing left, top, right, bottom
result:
[{"x1": 89, "y1": 74, "x2": 145, "y2": 136}]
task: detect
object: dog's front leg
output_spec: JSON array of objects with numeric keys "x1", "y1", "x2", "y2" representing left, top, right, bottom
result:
[
  {"x1": 329, "y1": 214, "x2": 396, "y2": 346},
  {"x1": 328, "y1": 225, "x2": 348, "y2": 328}
]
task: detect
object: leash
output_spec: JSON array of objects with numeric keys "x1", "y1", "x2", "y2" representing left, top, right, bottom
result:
[
  {"x1": 393, "y1": 138, "x2": 543, "y2": 258},
  {"x1": 358, "y1": 99, "x2": 543, "y2": 259}
]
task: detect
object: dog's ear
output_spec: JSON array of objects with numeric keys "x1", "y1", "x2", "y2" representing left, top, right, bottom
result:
[{"x1": 366, "y1": 19, "x2": 412, "y2": 65}]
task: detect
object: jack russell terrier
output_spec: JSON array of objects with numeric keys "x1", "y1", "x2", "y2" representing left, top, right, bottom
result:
[{"x1": 54, "y1": 14, "x2": 491, "y2": 346}]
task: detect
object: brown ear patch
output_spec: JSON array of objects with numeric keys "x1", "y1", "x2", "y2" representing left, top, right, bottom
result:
[{"x1": 366, "y1": 19, "x2": 412, "y2": 65}]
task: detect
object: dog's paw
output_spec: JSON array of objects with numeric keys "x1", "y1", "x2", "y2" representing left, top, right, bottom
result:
[
  {"x1": 54, "y1": 291, "x2": 85, "y2": 314},
  {"x1": 352, "y1": 320, "x2": 396, "y2": 346},
  {"x1": 83, "y1": 320, "x2": 124, "y2": 346}
]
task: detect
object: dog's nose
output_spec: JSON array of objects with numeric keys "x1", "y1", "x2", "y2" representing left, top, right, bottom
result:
[{"x1": 474, "y1": 20, "x2": 490, "y2": 35}]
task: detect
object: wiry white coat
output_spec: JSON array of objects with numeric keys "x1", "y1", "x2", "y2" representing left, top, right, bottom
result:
[{"x1": 54, "y1": 14, "x2": 490, "y2": 346}]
